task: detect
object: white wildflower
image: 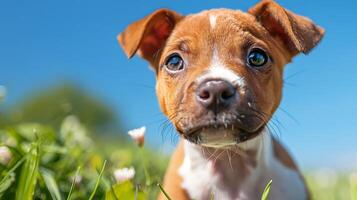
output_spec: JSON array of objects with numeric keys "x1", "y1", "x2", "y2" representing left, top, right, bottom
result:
[
  {"x1": 70, "y1": 174, "x2": 82, "y2": 187},
  {"x1": 114, "y1": 167, "x2": 135, "y2": 183},
  {"x1": 128, "y1": 126, "x2": 146, "y2": 147},
  {"x1": 60, "y1": 115, "x2": 92, "y2": 148},
  {"x1": 0, "y1": 146, "x2": 12, "y2": 165}
]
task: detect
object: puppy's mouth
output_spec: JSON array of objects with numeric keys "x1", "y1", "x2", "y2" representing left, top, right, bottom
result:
[{"x1": 183, "y1": 123, "x2": 265, "y2": 148}]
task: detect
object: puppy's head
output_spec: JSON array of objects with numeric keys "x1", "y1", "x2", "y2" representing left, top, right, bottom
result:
[{"x1": 118, "y1": 0, "x2": 324, "y2": 148}]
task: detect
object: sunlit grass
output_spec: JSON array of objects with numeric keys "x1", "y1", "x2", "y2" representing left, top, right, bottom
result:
[
  {"x1": 16, "y1": 143, "x2": 40, "y2": 200},
  {"x1": 261, "y1": 179, "x2": 272, "y2": 200},
  {"x1": 0, "y1": 116, "x2": 166, "y2": 199},
  {"x1": 306, "y1": 170, "x2": 357, "y2": 200}
]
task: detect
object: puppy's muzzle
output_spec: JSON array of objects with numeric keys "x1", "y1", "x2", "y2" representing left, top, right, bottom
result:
[
  {"x1": 181, "y1": 78, "x2": 264, "y2": 147},
  {"x1": 196, "y1": 79, "x2": 237, "y2": 111}
]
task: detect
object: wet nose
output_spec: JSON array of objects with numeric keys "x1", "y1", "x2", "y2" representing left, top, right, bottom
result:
[{"x1": 196, "y1": 79, "x2": 237, "y2": 110}]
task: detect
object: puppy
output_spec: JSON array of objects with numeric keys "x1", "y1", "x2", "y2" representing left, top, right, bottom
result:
[{"x1": 118, "y1": 0, "x2": 324, "y2": 199}]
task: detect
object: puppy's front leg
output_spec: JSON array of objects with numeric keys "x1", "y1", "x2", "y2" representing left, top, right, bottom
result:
[{"x1": 158, "y1": 141, "x2": 190, "y2": 200}]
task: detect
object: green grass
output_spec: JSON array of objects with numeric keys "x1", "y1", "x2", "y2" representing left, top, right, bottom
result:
[
  {"x1": 0, "y1": 116, "x2": 356, "y2": 199},
  {"x1": 306, "y1": 171, "x2": 357, "y2": 200},
  {"x1": 261, "y1": 180, "x2": 272, "y2": 200},
  {"x1": 0, "y1": 116, "x2": 167, "y2": 199}
]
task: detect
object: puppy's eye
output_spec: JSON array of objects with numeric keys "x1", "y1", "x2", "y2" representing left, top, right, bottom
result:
[
  {"x1": 164, "y1": 54, "x2": 184, "y2": 72},
  {"x1": 247, "y1": 48, "x2": 268, "y2": 68}
]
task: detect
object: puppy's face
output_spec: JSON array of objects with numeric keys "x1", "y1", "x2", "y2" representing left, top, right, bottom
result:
[
  {"x1": 156, "y1": 10, "x2": 286, "y2": 147},
  {"x1": 119, "y1": 1, "x2": 324, "y2": 148}
]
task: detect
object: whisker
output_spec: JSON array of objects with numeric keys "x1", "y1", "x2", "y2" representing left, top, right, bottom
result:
[
  {"x1": 212, "y1": 150, "x2": 225, "y2": 164},
  {"x1": 226, "y1": 150, "x2": 234, "y2": 171},
  {"x1": 278, "y1": 107, "x2": 300, "y2": 125}
]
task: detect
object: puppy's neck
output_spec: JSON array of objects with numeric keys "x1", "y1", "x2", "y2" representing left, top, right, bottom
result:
[{"x1": 179, "y1": 129, "x2": 272, "y2": 199}]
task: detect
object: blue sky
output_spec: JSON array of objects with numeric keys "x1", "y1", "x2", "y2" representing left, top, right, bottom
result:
[{"x1": 1, "y1": 0, "x2": 356, "y2": 170}]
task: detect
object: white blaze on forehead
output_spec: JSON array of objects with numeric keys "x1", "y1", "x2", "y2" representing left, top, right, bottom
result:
[
  {"x1": 209, "y1": 14, "x2": 217, "y2": 29},
  {"x1": 197, "y1": 49, "x2": 246, "y2": 87}
]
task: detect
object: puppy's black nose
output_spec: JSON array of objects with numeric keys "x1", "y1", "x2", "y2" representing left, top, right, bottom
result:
[{"x1": 196, "y1": 80, "x2": 237, "y2": 110}]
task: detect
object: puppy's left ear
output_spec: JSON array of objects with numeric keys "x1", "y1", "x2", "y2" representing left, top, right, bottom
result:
[
  {"x1": 249, "y1": 0, "x2": 324, "y2": 56},
  {"x1": 118, "y1": 9, "x2": 183, "y2": 69}
]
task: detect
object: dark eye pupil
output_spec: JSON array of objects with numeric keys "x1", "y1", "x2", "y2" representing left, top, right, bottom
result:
[
  {"x1": 247, "y1": 49, "x2": 268, "y2": 67},
  {"x1": 165, "y1": 55, "x2": 184, "y2": 71}
]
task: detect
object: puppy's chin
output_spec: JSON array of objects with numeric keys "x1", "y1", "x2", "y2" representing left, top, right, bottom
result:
[
  {"x1": 199, "y1": 128, "x2": 237, "y2": 148},
  {"x1": 183, "y1": 125, "x2": 264, "y2": 149}
]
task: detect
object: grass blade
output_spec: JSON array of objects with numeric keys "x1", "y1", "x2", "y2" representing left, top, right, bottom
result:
[
  {"x1": 88, "y1": 160, "x2": 107, "y2": 200},
  {"x1": 0, "y1": 156, "x2": 26, "y2": 193},
  {"x1": 16, "y1": 144, "x2": 40, "y2": 200},
  {"x1": 157, "y1": 183, "x2": 172, "y2": 200},
  {"x1": 0, "y1": 173, "x2": 15, "y2": 198},
  {"x1": 40, "y1": 168, "x2": 62, "y2": 200},
  {"x1": 261, "y1": 179, "x2": 272, "y2": 200}
]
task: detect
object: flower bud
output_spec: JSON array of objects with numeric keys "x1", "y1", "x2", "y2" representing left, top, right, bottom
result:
[
  {"x1": 114, "y1": 167, "x2": 135, "y2": 183},
  {"x1": 0, "y1": 146, "x2": 12, "y2": 165},
  {"x1": 128, "y1": 126, "x2": 146, "y2": 147}
]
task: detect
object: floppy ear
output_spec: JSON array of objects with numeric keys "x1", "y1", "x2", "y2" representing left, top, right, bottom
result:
[
  {"x1": 249, "y1": 0, "x2": 324, "y2": 56},
  {"x1": 117, "y1": 9, "x2": 183, "y2": 69}
]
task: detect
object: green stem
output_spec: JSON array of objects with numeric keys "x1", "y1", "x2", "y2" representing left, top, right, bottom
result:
[
  {"x1": 88, "y1": 160, "x2": 107, "y2": 200},
  {"x1": 66, "y1": 166, "x2": 81, "y2": 200},
  {"x1": 139, "y1": 148, "x2": 151, "y2": 186}
]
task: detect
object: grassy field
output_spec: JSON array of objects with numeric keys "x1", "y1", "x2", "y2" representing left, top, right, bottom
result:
[
  {"x1": 306, "y1": 170, "x2": 357, "y2": 200},
  {"x1": 0, "y1": 115, "x2": 356, "y2": 199}
]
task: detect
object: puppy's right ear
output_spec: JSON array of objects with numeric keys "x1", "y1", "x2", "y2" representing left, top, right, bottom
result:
[{"x1": 118, "y1": 9, "x2": 183, "y2": 68}]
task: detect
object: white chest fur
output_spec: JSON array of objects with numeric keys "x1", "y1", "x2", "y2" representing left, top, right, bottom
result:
[{"x1": 178, "y1": 130, "x2": 307, "y2": 200}]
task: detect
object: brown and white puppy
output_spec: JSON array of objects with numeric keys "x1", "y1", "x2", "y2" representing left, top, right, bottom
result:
[{"x1": 118, "y1": 0, "x2": 324, "y2": 199}]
